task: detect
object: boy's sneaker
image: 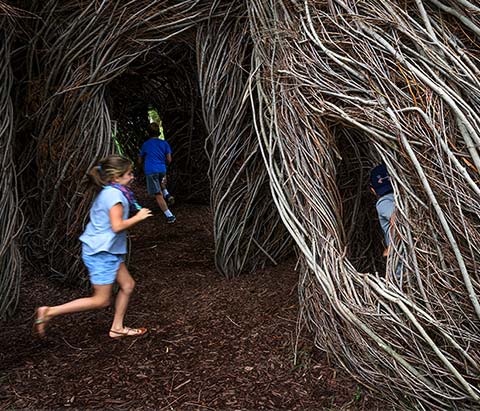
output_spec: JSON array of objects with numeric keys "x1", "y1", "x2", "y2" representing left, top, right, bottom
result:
[
  {"x1": 166, "y1": 215, "x2": 176, "y2": 224},
  {"x1": 166, "y1": 195, "x2": 175, "y2": 206}
]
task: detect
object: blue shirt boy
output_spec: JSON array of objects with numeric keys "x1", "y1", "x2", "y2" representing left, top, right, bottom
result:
[{"x1": 139, "y1": 138, "x2": 172, "y2": 175}]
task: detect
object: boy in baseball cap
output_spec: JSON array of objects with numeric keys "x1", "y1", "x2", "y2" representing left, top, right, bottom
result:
[{"x1": 370, "y1": 164, "x2": 395, "y2": 255}]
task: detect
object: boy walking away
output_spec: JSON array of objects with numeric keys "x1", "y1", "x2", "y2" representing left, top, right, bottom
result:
[
  {"x1": 147, "y1": 123, "x2": 175, "y2": 206},
  {"x1": 370, "y1": 164, "x2": 395, "y2": 256},
  {"x1": 139, "y1": 124, "x2": 176, "y2": 223}
]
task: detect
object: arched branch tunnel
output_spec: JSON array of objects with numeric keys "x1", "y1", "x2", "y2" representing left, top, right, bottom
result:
[{"x1": 2, "y1": 1, "x2": 480, "y2": 409}]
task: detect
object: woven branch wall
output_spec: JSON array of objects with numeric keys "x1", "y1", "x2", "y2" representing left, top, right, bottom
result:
[
  {"x1": 3, "y1": 0, "x2": 480, "y2": 408},
  {"x1": 0, "y1": 9, "x2": 22, "y2": 319}
]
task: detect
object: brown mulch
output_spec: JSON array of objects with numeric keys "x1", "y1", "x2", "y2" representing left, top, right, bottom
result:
[{"x1": 0, "y1": 189, "x2": 390, "y2": 410}]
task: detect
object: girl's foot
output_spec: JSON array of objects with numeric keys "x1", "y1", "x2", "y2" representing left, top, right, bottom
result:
[
  {"x1": 109, "y1": 327, "x2": 147, "y2": 339},
  {"x1": 33, "y1": 306, "x2": 51, "y2": 338}
]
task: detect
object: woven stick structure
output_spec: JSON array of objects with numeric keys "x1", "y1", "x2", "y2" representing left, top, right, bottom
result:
[
  {"x1": 0, "y1": 6, "x2": 22, "y2": 318},
  {"x1": 3, "y1": 0, "x2": 480, "y2": 408},
  {"x1": 197, "y1": 5, "x2": 292, "y2": 276},
  {"x1": 248, "y1": 2, "x2": 480, "y2": 409}
]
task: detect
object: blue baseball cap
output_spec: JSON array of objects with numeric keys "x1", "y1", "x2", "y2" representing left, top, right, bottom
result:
[{"x1": 370, "y1": 164, "x2": 393, "y2": 196}]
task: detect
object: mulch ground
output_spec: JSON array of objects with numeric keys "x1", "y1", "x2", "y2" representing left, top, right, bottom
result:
[{"x1": 0, "y1": 187, "x2": 390, "y2": 410}]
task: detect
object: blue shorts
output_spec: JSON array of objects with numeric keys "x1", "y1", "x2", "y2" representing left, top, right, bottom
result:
[
  {"x1": 146, "y1": 172, "x2": 166, "y2": 195},
  {"x1": 82, "y1": 251, "x2": 124, "y2": 285}
]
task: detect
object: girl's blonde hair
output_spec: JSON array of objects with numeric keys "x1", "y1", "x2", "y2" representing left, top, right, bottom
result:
[{"x1": 88, "y1": 155, "x2": 131, "y2": 187}]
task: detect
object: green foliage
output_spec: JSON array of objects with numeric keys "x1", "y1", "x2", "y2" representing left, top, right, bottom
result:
[{"x1": 354, "y1": 385, "x2": 362, "y2": 402}]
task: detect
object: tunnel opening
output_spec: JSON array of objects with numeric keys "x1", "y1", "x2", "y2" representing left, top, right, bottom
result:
[
  {"x1": 334, "y1": 127, "x2": 387, "y2": 275},
  {"x1": 106, "y1": 45, "x2": 209, "y2": 205}
]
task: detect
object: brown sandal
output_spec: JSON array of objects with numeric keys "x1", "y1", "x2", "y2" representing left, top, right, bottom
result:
[{"x1": 109, "y1": 327, "x2": 147, "y2": 339}]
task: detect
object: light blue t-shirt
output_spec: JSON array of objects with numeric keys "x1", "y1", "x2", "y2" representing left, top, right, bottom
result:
[
  {"x1": 139, "y1": 138, "x2": 172, "y2": 175},
  {"x1": 376, "y1": 192, "x2": 395, "y2": 246},
  {"x1": 79, "y1": 187, "x2": 129, "y2": 255}
]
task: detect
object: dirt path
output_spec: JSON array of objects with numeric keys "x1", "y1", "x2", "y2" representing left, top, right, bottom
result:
[{"x1": 0, "y1": 199, "x2": 387, "y2": 409}]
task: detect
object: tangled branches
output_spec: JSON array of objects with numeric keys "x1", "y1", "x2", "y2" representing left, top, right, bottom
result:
[
  {"x1": 249, "y1": 0, "x2": 480, "y2": 408},
  {"x1": 197, "y1": 3, "x2": 292, "y2": 277},
  {"x1": 4, "y1": 0, "x2": 480, "y2": 408},
  {"x1": 0, "y1": 13, "x2": 22, "y2": 319}
]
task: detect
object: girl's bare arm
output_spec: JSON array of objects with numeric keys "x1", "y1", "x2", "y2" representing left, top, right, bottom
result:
[{"x1": 109, "y1": 203, "x2": 152, "y2": 233}]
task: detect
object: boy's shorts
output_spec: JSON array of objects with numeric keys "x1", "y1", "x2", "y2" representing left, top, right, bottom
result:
[
  {"x1": 146, "y1": 172, "x2": 166, "y2": 195},
  {"x1": 82, "y1": 251, "x2": 124, "y2": 285}
]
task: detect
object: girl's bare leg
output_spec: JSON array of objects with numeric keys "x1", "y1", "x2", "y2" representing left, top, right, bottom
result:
[
  {"x1": 34, "y1": 284, "x2": 112, "y2": 337},
  {"x1": 109, "y1": 262, "x2": 136, "y2": 335}
]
